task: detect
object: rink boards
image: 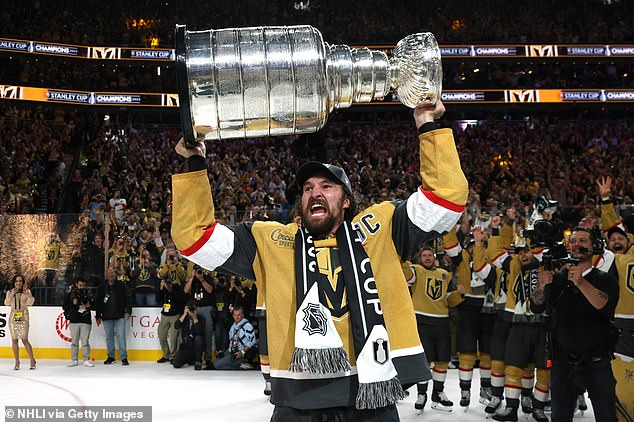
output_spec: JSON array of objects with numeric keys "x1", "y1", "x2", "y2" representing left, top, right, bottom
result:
[{"x1": 0, "y1": 306, "x2": 163, "y2": 361}]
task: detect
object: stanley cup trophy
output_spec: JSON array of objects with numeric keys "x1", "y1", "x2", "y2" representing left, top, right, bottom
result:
[{"x1": 175, "y1": 24, "x2": 442, "y2": 143}]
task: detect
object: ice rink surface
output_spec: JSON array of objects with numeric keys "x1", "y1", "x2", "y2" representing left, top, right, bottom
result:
[{"x1": 1, "y1": 359, "x2": 595, "y2": 422}]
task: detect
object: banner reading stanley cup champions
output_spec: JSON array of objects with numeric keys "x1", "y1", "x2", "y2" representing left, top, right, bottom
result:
[{"x1": 175, "y1": 25, "x2": 442, "y2": 141}]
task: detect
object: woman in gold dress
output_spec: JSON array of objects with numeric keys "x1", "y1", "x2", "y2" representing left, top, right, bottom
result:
[{"x1": 4, "y1": 275, "x2": 36, "y2": 370}]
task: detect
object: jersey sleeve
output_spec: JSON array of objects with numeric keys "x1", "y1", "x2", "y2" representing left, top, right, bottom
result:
[
  {"x1": 443, "y1": 227, "x2": 462, "y2": 258},
  {"x1": 488, "y1": 223, "x2": 513, "y2": 270},
  {"x1": 473, "y1": 242, "x2": 493, "y2": 282},
  {"x1": 402, "y1": 262, "x2": 416, "y2": 286},
  {"x1": 171, "y1": 169, "x2": 257, "y2": 280},
  {"x1": 600, "y1": 200, "x2": 623, "y2": 234},
  {"x1": 391, "y1": 128, "x2": 468, "y2": 259}
]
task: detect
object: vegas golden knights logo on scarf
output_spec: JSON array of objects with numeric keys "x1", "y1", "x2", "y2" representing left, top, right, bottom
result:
[
  {"x1": 316, "y1": 248, "x2": 349, "y2": 319},
  {"x1": 292, "y1": 223, "x2": 405, "y2": 409}
]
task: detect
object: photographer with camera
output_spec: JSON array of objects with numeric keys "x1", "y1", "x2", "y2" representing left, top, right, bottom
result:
[
  {"x1": 213, "y1": 306, "x2": 257, "y2": 370},
  {"x1": 173, "y1": 301, "x2": 206, "y2": 370},
  {"x1": 63, "y1": 278, "x2": 94, "y2": 367},
  {"x1": 228, "y1": 275, "x2": 255, "y2": 318},
  {"x1": 533, "y1": 227, "x2": 619, "y2": 422},
  {"x1": 159, "y1": 248, "x2": 186, "y2": 286},
  {"x1": 156, "y1": 276, "x2": 185, "y2": 364},
  {"x1": 183, "y1": 265, "x2": 214, "y2": 369}
]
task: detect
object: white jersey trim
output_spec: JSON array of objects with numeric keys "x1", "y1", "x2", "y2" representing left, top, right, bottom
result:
[
  {"x1": 183, "y1": 223, "x2": 235, "y2": 270},
  {"x1": 406, "y1": 189, "x2": 464, "y2": 235}
]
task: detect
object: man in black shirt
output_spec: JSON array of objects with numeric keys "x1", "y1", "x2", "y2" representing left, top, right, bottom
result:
[
  {"x1": 173, "y1": 302, "x2": 206, "y2": 370},
  {"x1": 156, "y1": 278, "x2": 185, "y2": 363},
  {"x1": 183, "y1": 266, "x2": 214, "y2": 369},
  {"x1": 63, "y1": 278, "x2": 94, "y2": 367},
  {"x1": 79, "y1": 232, "x2": 105, "y2": 288},
  {"x1": 228, "y1": 275, "x2": 255, "y2": 317},
  {"x1": 533, "y1": 227, "x2": 619, "y2": 422},
  {"x1": 212, "y1": 275, "x2": 231, "y2": 357},
  {"x1": 95, "y1": 267, "x2": 133, "y2": 365}
]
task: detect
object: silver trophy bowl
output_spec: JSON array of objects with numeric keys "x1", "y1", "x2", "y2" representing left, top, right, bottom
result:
[{"x1": 175, "y1": 25, "x2": 441, "y2": 142}]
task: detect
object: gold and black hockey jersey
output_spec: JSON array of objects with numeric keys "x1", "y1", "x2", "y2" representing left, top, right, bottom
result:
[
  {"x1": 406, "y1": 263, "x2": 462, "y2": 325},
  {"x1": 41, "y1": 241, "x2": 61, "y2": 270},
  {"x1": 488, "y1": 223, "x2": 544, "y2": 321},
  {"x1": 171, "y1": 128, "x2": 468, "y2": 410}
]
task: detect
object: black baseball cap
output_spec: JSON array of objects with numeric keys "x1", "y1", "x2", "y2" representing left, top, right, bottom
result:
[
  {"x1": 607, "y1": 226, "x2": 628, "y2": 239},
  {"x1": 296, "y1": 162, "x2": 352, "y2": 195}
]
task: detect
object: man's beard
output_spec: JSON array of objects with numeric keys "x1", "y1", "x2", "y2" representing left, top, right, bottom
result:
[
  {"x1": 299, "y1": 198, "x2": 344, "y2": 236},
  {"x1": 301, "y1": 210, "x2": 339, "y2": 236}
]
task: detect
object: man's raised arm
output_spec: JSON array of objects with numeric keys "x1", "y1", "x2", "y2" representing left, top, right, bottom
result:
[
  {"x1": 171, "y1": 139, "x2": 257, "y2": 279},
  {"x1": 392, "y1": 101, "x2": 469, "y2": 259}
]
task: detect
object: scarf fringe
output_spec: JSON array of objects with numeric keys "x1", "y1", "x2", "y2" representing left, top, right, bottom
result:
[
  {"x1": 355, "y1": 376, "x2": 405, "y2": 410},
  {"x1": 289, "y1": 347, "x2": 351, "y2": 374}
]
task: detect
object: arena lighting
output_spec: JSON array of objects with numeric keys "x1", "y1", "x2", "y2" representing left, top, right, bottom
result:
[
  {"x1": 457, "y1": 120, "x2": 478, "y2": 131},
  {"x1": 293, "y1": 0, "x2": 311, "y2": 11}
]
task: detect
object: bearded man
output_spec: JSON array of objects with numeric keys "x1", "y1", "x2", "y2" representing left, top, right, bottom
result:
[{"x1": 171, "y1": 101, "x2": 468, "y2": 421}]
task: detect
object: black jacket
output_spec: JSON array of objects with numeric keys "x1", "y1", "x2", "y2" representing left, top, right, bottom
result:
[
  {"x1": 63, "y1": 287, "x2": 94, "y2": 324},
  {"x1": 539, "y1": 267, "x2": 619, "y2": 355},
  {"x1": 156, "y1": 283, "x2": 185, "y2": 316},
  {"x1": 95, "y1": 280, "x2": 132, "y2": 320},
  {"x1": 175, "y1": 313, "x2": 205, "y2": 348}
]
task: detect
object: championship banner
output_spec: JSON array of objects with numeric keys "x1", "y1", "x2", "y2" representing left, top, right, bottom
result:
[
  {"x1": 0, "y1": 37, "x2": 175, "y2": 61},
  {"x1": 2, "y1": 37, "x2": 634, "y2": 60},
  {"x1": 354, "y1": 44, "x2": 634, "y2": 58},
  {"x1": 1, "y1": 85, "x2": 633, "y2": 106},
  {"x1": 0, "y1": 306, "x2": 163, "y2": 361},
  {"x1": 0, "y1": 86, "x2": 179, "y2": 107}
]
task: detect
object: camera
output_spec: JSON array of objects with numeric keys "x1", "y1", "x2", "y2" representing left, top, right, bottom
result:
[
  {"x1": 524, "y1": 219, "x2": 562, "y2": 245},
  {"x1": 521, "y1": 196, "x2": 579, "y2": 270},
  {"x1": 523, "y1": 218, "x2": 579, "y2": 270}
]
